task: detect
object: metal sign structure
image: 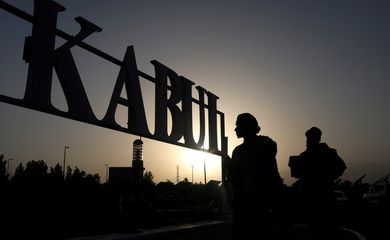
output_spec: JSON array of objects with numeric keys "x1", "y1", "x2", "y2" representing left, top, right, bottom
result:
[{"x1": 0, "y1": 0, "x2": 228, "y2": 157}]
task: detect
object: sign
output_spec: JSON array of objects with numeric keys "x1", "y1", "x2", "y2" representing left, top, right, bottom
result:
[{"x1": 0, "y1": 0, "x2": 228, "y2": 156}]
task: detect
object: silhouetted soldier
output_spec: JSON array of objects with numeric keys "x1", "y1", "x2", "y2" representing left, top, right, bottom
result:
[
  {"x1": 224, "y1": 113, "x2": 283, "y2": 239},
  {"x1": 292, "y1": 127, "x2": 346, "y2": 239}
]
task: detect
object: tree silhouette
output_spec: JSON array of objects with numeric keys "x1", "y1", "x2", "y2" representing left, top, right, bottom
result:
[
  {"x1": 49, "y1": 163, "x2": 64, "y2": 186},
  {"x1": 0, "y1": 154, "x2": 8, "y2": 183}
]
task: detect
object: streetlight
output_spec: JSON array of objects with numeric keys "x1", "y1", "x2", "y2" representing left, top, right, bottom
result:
[
  {"x1": 63, "y1": 146, "x2": 70, "y2": 178},
  {"x1": 203, "y1": 158, "x2": 207, "y2": 185},
  {"x1": 201, "y1": 146, "x2": 207, "y2": 184},
  {"x1": 191, "y1": 165, "x2": 194, "y2": 184},
  {"x1": 105, "y1": 164, "x2": 109, "y2": 183}
]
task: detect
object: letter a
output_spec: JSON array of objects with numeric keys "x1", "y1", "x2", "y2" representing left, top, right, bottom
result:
[{"x1": 103, "y1": 46, "x2": 150, "y2": 136}]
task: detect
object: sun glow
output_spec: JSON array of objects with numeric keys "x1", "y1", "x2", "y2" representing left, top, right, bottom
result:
[{"x1": 179, "y1": 148, "x2": 222, "y2": 184}]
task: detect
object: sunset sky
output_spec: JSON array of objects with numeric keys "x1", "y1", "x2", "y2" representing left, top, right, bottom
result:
[{"x1": 1, "y1": 0, "x2": 389, "y2": 186}]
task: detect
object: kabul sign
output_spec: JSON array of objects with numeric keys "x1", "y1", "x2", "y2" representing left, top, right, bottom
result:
[{"x1": 0, "y1": 0, "x2": 228, "y2": 156}]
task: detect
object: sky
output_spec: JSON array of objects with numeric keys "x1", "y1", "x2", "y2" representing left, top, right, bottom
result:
[{"x1": 1, "y1": 0, "x2": 389, "y2": 186}]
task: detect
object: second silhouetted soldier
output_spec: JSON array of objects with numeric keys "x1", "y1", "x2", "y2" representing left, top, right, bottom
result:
[{"x1": 295, "y1": 127, "x2": 346, "y2": 239}]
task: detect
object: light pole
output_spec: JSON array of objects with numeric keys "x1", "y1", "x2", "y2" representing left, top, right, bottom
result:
[
  {"x1": 203, "y1": 158, "x2": 207, "y2": 184},
  {"x1": 63, "y1": 146, "x2": 70, "y2": 178},
  {"x1": 191, "y1": 165, "x2": 194, "y2": 184},
  {"x1": 201, "y1": 146, "x2": 207, "y2": 184},
  {"x1": 105, "y1": 164, "x2": 109, "y2": 183}
]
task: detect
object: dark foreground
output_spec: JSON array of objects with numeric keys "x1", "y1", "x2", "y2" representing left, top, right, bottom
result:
[{"x1": 67, "y1": 218, "x2": 366, "y2": 240}]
